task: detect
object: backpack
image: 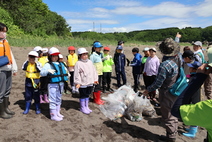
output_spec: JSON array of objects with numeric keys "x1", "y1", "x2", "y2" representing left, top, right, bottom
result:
[{"x1": 169, "y1": 56, "x2": 188, "y2": 96}]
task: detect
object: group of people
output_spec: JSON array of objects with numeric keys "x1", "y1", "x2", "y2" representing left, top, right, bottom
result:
[{"x1": 1, "y1": 22, "x2": 212, "y2": 141}]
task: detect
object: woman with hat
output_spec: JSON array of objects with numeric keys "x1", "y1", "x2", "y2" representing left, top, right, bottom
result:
[
  {"x1": 143, "y1": 38, "x2": 182, "y2": 142},
  {"x1": 40, "y1": 47, "x2": 69, "y2": 121}
]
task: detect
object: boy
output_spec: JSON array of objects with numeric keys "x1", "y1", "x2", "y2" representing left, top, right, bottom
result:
[{"x1": 113, "y1": 45, "x2": 126, "y2": 88}]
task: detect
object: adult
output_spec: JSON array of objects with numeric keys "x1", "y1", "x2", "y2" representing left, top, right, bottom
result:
[
  {"x1": 143, "y1": 38, "x2": 182, "y2": 142},
  {"x1": 193, "y1": 41, "x2": 205, "y2": 64},
  {"x1": 0, "y1": 22, "x2": 18, "y2": 119}
]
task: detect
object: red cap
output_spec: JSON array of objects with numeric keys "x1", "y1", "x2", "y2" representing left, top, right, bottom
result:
[
  {"x1": 68, "y1": 46, "x2": 75, "y2": 51},
  {"x1": 104, "y1": 47, "x2": 110, "y2": 51}
]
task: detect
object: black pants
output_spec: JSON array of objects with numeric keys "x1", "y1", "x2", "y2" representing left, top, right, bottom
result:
[
  {"x1": 116, "y1": 70, "x2": 126, "y2": 87},
  {"x1": 40, "y1": 76, "x2": 48, "y2": 95},
  {"x1": 79, "y1": 86, "x2": 93, "y2": 99},
  {"x1": 94, "y1": 75, "x2": 102, "y2": 92},
  {"x1": 69, "y1": 71, "x2": 74, "y2": 86},
  {"x1": 133, "y1": 73, "x2": 140, "y2": 92},
  {"x1": 102, "y1": 72, "x2": 112, "y2": 89},
  {"x1": 143, "y1": 74, "x2": 156, "y2": 89}
]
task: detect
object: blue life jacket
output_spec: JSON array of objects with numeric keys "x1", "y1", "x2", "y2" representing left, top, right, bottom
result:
[{"x1": 48, "y1": 62, "x2": 68, "y2": 83}]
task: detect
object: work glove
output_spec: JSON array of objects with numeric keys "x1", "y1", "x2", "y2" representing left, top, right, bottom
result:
[
  {"x1": 48, "y1": 69, "x2": 56, "y2": 74},
  {"x1": 102, "y1": 56, "x2": 108, "y2": 61}
]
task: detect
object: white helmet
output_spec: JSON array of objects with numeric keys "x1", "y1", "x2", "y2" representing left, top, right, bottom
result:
[
  {"x1": 49, "y1": 47, "x2": 60, "y2": 55},
  {"x1": 28, "y1": 51, "x2": 38, "y2": 57},
  {"x1": 33, "y1": 46, "x2": 43, "y2": 52},
  {"x1": 58, "y1": 54, "x2": 63, "y2": 59},
  {"x1": 42, "y1": 48, "x2": 48, "y2": 53},
  {"x1": 78, "y1": 48, "x2": 88, "y2": 55}
]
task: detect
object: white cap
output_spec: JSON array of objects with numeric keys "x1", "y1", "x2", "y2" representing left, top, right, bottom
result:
[
  {"x1": 59, "y1": 54, "x2": 63, "y2": 59},
  {"x1": 28, "y1": 51, "x2": 38, "y2": 57},
  {"x1": 149, "y1": 47, "x2": 157, "y2": 52},
  {"x1": 33, "y1": 46, "x2": 43, "y2": 52},
  {"x1": 49, "y1": 47, "x2": 60, "y2": 55},
  {"x1": 78, "y1": 48, "x2": 88, "y2": 55},
  {"x1": 143, "y1": 47, "x2": 150, "y2": 51},
  {"x1": 193, "y1": 41, "x2": 202, "y2": 47},
  {"x1": 42, "y1": 48, "x2": 48, "y2": 53}
]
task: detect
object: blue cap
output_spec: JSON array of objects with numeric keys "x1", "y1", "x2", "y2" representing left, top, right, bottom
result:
[
  {"x1": 93, "y1": 42, "x2": 103, "y2": 48},
  {"x1": 187, "y1": 61, "x2": 202, "y2": 69},
  {"x1": 117, "y1": 45, "x2": 123, "y2": 50}
]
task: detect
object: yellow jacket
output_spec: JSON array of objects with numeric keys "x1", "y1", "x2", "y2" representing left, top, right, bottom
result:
[{"x1": 67, "y1": 53, "x2": 78, "y2": 67}]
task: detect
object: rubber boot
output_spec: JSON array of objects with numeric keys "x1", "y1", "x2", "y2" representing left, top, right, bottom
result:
[
  {"x1": 56, "y1": 105, "x2": 64, "y2": 118},
  {"x1": 80, "y1": 99, "x2": 90, "y2": 114},
  {"x1": 85, "y1": 98, "x2": 92, "y2": 113},
  {"x1": 183, "y1": 126, "x2": 198, "y2": 138},
  {"x1": 43, "y1": 94, "x2": 49, "y2": 103},
  {"x1": 93, "y1": 91, "x2": 104, "y2": 105},
  {"x1": 35, "y1": 103, "x2": 41, "y2": 114},
  {"x1": 40, "y1": 95, "x2": 45, "y2": 104},
  {"x1": 0, "y1": 102, "x2": 12, "y2": 119},
  {"x1": 50, "y1": 109, "x2": 63, "y2": 121},
  {"x1": 4, "y1": 97, "x2": 15, "y2": 115},
  {"x1": 23, "y1": 102, "x2": 31, "y2": 114}
]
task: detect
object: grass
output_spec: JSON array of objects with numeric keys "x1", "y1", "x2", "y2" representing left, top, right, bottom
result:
[{"x1": 7, "y1": 35, "x2": 192, "y2": 48}]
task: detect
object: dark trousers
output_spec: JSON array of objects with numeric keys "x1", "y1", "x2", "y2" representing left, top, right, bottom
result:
[
  {"x1": 94, "y1": 75, "x2": 102, "y2": 92},
  {"x1": 116, "y1": 70, "x2": 126, "y2": 87},
  {"x1": 25, "y1": 86, "x2": 40, "y2": 103},
  {"x1": 40, "y1": 76, "x2": 48, "y2": 95},
  {"x1": 79, "y1": 86, "x2": 93, "y2": 99},
  {"x1": 133, "y1": 73, "x2": 140, "y2": 92},
  {"x1": 0, "y1": 71, "x2": 12, "y2": 103},
  {"x1": 69, "y1": 71, "x2": 74, "y2": 86},
  {"x1": 171, "y1": 73, "x2": 208, "y2": 119},
  {"x1": 102, "y1": 72, "x2": 112, "y2": 89},
  {"x1": 143, "y1": 74, "x2": 156, "y2": 98}
]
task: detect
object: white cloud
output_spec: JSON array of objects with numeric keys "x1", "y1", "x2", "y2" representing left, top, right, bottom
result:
[{"x1": 194, "y1": 0, "x2": 212, "y2": 17}]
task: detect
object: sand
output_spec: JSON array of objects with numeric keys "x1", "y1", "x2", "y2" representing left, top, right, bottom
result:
[{"x1": 0, "y1": 45, "x2": 207, "y2": 142}]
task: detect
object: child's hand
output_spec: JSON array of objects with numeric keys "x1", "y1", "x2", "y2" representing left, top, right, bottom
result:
[
  {"x1": 94, "y1": 81, "x2": 99, "y2": 84},
  {"x1": 176, "y1": 32, "x2": 181, "y2": 38},
  {"x1": 76, "y1": 84, "x2": 80, "y2": 88}
]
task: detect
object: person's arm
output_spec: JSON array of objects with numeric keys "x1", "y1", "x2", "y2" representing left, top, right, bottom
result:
[{"x1": 175, "y1": 32, "x2": 181, "y2": 43}]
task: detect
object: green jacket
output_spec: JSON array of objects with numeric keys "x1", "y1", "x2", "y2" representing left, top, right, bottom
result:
[{"x1": 102, "y1": 54, "x2": 114, "y2": 72}]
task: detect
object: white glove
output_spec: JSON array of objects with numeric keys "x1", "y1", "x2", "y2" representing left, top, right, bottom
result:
[
  {"x1": 48, "y1": 69, "x2": 56, "y2": 74},
  {"x1": 102, "y1": 57, "x2": 108, "y2": 61}
]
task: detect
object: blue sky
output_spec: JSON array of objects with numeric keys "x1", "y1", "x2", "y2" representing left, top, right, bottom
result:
[{"x1": 43, "y1": 0, "x2": 212, "y2": 33}]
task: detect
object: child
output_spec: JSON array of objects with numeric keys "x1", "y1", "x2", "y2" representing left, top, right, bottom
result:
[
  {"x1": 102, "y1": 47, "x2": 114, "y2": 93},
  {"x1": 36, "y1": 47, "x2": 50, "y2": 103},
  {"x1": 181, "y1": 50, "x2": 202, "y2": 138},
  {"x1": 143, "y1": 48, "x2": 160, "y2": 104},
  {"x1": 141, "y1": 47, "x2": 150, "y2": 74},
  {"x1": 66, "y1": 46, "x2": 78, "y2": 94},
  {"x1": 74, "y1": 48, "x2": 98, "y2": 114},
  {"x1": 113, "y1": 45, "x2": 126, "y2": 87},
  {"x1": 59, "y1": 54, "x2": 70, "y2": 94},
  {"x1": 22, "y1": 51, "x2": 42, "y2": 114},
  {"x1": 90, "y1": 41, "x2": 104, "y2": 105},
  {"x1": 40, "y1": 47, "x2": 69, "y2": 121},
  {"x1": 129, "y1": 47, "x2": 142, "y2": 92}
]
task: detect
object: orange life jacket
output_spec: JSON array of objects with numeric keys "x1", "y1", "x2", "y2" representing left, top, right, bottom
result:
[{"x1": 0, "y1": 39, "x2": 12, "y2": 65}]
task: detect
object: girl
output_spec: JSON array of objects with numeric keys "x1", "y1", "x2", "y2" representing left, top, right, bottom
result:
[
  {"x1": 66, "y1": 46, "x2": 78, "y2": 94},
  {"x1": 90, "y1": 42, "x2": 104, "y2": 105},
  {"x1": 74, "y1": 48, "x2": 98, "y2": 114},
  {"x1": 40, "y1": 47, "x2": 68, "y2": 121},
  {"x1": 0, "y1": 22, "x2": 18, "y2": 119},
  {"x1": 22, "y1": 51, "x2": 42, "y2": 114}
]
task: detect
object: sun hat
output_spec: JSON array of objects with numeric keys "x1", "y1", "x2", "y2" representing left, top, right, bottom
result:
[
  {"x1": 104, "y1": 47, "x2": 110, "y2": 51},
  {"x1": 49, "y1": 47, "x2": 60, "y2": 55},
  {"x1": 93, "y1": 42, "x2": 103, "y2": 48},
  {"x1": 42, "y1": 48, "x2": 48, "y2": 53},
  {"x1": 207, "y1": 47, "x2": 212, "y2": 67},
  {"x1": 116, "y1": 45, "x2": 123, "y2": 50},
  {"x1": 78, "y1": 48, "x2": 88, "y2": 55},
  {"x1": 143, "y1": 47, "x2": 150, "y2": 52},
  {"x1": 33, "y1": 46, "x2": 43, "y2": 52},
  {"x1": 58, "y1": 54, "x2": 63, "y2": 59},
  {"x1": 68, "y1": 46, "x2": 75, "y2": 51},
  {"x1": 158, "y1": 38, "x2": 180, "y2": 56},
  {"x1": 28, "y1": 51, "x2": 38, "y2": 57},
  {"x1": 193, "y1": 41, "x2": 202, "y2": 47},
  {"x1": 149, "y1": 47, "x2": 157, "y2": 52}
]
